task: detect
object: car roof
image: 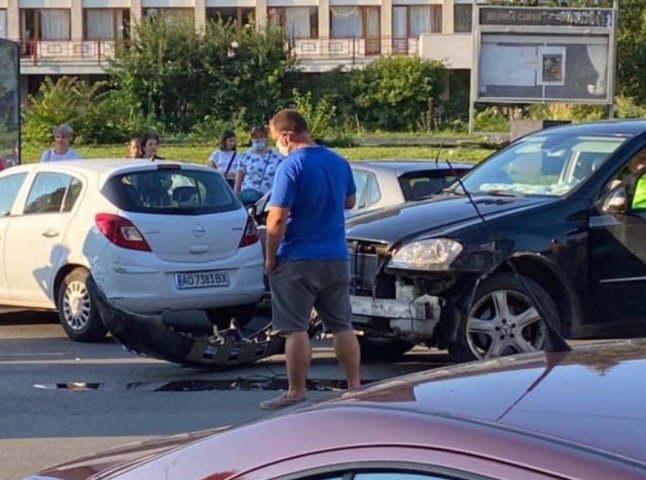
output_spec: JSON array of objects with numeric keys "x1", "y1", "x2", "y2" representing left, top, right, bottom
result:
[
  {"x1": 315, "y1": 339, "x2": 646, "y2": 463},
  {"x1": 525, "y1": 119, "x2": 646, "y2": 139},
  {"x1": 353, "y1": 160, "x2": 474, "y2": 175},
  {"x1": 6, "y1": 159, "x2": 207, "y2": 176}
]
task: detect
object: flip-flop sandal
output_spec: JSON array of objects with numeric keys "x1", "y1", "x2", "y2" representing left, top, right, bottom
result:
[{"x1": 260, "y1": 393, "x2": 307, "y2": 410}]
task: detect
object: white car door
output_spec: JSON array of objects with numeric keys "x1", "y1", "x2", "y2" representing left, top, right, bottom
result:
[
  {"x1": 0, "y1": 172, "x2": 29, "y2": 300},
  {"x1": 5, "y1": 172, "x2": 82, "y2": 305}
]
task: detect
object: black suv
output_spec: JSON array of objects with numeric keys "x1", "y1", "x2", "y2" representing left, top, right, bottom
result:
[{"x1": 346, "y1": 121, "x2": 646, "y2": 362}]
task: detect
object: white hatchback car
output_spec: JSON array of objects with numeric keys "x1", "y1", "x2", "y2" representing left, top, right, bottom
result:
[{"x1": 0, "y1": 159, "x2": 265, "y2": 342}]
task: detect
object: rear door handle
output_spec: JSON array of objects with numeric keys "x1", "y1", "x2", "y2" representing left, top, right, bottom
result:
[{"x1": 42, "y1": 229, "x2": 59, "y2": 238}]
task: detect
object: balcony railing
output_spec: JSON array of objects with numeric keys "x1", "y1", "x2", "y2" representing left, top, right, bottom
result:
[
  {"x1": 290, "y1": 36, "x2": 420, "y2": 64},
  {"x1": 16, "y1": 36, "x2": 420, "y2": 70},
  {"x1": 19, "y1": 39, "x2": 117, "y2": 66}
]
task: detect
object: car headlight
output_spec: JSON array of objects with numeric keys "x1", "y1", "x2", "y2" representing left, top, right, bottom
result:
[{"x1": 389, "y1": 239, "x2": 463, "y2": 271}]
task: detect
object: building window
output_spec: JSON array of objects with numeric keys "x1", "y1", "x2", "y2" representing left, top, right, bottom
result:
[
  {"x1": 0, "y1": 10, "x2": 6, "y2": 39},
  {"x1": 331, "y1": 6, "x2": 380, "y2": 54},
  {"x1": 143, "y1": 8, "x2": 194, "y2": 26},
  {"x1": 21, "y1": 9, "x2": 71, "y2": 40},
  {"x1": 393, "y1": 5, "x2": 442, "y2": 39},
  {"x1": 268, "y1": 7, "x2": 318, "y2": 39},
  {"x1": 207, "y1": 8, "x2": 255, "y2": 27},
  {"x1": 454, "y1": 4, "x2": 472, "y2": 33},
  {"x1": 84, "y1": 9, "x2": 130, "y2": 41}
]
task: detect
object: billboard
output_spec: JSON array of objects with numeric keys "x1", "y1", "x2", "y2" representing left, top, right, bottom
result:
[
  {"x1": 472, "y1": 6, "x2": 616, "y2": 104},
  {"x1": 0, "y1": 39, "x2": 20, "y2": 168}
]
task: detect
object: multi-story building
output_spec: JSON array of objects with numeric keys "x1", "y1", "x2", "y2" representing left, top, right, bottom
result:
[{"x1": 0, "y1": 0, "x2": 474, "y2": 96}]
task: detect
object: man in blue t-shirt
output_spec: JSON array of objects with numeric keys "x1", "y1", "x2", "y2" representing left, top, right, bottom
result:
[{"x1": 260, "y1": 109, "x2": 361, "y2": 410}]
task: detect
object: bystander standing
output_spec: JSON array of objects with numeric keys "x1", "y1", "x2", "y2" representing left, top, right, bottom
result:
[
  {"x1": 260, "y1": 108, "x2": 361, "y2": 410},
  {"x1": 234, "y1": 126, "x2": 282, "y2": 205},
  {"x1": 209, "y1": 130, "x2": 238, "y2": 187},
  {"x1": 141, "y1": 132, "x2": 164, "y2": 160},
  {"x1": 127, "y1": 138, "x2": 142, "y2": 159},
  {"x1": 40, "y1": 123, "x2": 81, "y2": 162}
]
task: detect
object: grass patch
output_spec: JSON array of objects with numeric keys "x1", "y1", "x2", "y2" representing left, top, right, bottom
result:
[{"x1": 22, "y1": 143, "x2": 497, "y2": 164}]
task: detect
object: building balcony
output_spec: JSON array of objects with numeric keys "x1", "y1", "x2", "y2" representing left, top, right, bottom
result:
[
  {"x1": 19, "y1": 39, "x2": 117, "y2": 75},
  {"x1": 291, "y1": 36, "x2": 419, "y2": 72}
]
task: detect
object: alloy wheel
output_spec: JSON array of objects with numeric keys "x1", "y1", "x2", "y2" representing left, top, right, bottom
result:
[
  {"x1": 466, "y1": 289, "x2": 545, "y2": 360},
  {"x1": 62, "y1": 280, "x2": 91, "y2": 331}
]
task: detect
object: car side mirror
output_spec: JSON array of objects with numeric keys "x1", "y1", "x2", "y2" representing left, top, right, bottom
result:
[{"x1": 601, "y1": 187, "x2": 628, "y2": 215}]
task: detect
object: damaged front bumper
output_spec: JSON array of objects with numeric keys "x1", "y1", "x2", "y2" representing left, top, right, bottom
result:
[{"x1": 350, "y1": 282, "x2": 443, "y2": 340}]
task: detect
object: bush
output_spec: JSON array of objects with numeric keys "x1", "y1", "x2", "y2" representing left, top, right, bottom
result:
[
  {"x1": 349, "y1": 56, "x2": 446, "y2": 131},
  {"x1": 474, "y1": 107, "x2": 509, "y2": 132},
  {"x1": 22, "y1": 77, "x2": 132, "y2": 145},
  {"x1": 290, "y1": 89, "x2": 338, "y2": 141}
]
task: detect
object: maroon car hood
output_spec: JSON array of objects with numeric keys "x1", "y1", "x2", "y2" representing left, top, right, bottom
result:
[
  {"x1": 31, "y1": 429, "x2": 222, "y2": 480},
  {"x1": 332, "y1": 339, "x2": 646, "y2": 463},
  {"x1": 30, "y1": 340, "x2": 646, "y2": 479}
]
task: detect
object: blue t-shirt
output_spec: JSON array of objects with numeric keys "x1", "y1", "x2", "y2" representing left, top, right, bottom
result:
[{"x1": 269, "y1": 146, "x2": 356, "y2": 261}]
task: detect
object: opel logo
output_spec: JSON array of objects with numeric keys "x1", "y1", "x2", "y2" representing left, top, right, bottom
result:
[{"x1": 192, "y1": 225, "x2": 206, "y2": 238}]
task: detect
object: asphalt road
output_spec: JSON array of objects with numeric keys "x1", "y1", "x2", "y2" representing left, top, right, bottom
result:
[{"x1": 0, "y1": 310, "x2": 451, "y2": 480}]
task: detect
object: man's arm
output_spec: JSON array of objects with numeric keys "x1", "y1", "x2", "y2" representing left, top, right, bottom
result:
[
  {"x1": 265, "y1": 206, "x2": 290, "y2": 271},
  {"x1": 345, "y1": 194, "x2": 356, "y2": 209}
]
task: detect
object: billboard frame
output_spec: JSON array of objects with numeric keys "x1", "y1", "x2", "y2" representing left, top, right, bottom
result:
[{"x1": 468, "y1": 1, "x2": 619, "y2": 135}]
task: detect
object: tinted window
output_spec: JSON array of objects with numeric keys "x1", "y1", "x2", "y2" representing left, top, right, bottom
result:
[
  {"x1": 458, "y1": 134, "x2": 625, "y2": 197},
  {"x1": 102, "y1": 168, "x2": 240, "y2": 215},
  {"x1": 400, "y1": 170, "x2": 470, "y2": 201},
  {"x1": 0, "y1": 173, "x2": 27, "y2": 217},
  {"x1": 353, "y1": 170, "x2": 381, "y2": 209},
  {"x1": 24, "y1": 173, "x2": 81, "y2": 215}
]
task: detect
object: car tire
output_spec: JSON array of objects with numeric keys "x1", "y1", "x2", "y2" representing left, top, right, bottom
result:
[
  {"x1": 449, "y1": 272, "x2": 559, "y2": 363},
  {"x1": 358, "y1": 335, "x2": 414, "y2": 362},
  {"x1": 57, "y1": 268, "x2": 108, "y2": 343}
]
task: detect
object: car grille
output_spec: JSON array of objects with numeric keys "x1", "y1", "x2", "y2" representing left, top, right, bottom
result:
[{"x1": 348, "y1": 241, "x2": 393, "y2": 297}]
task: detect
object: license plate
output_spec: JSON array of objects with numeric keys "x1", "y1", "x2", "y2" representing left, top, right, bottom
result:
[{"x1": 174, "y1": 270, "x2": 230, "y2": 290}]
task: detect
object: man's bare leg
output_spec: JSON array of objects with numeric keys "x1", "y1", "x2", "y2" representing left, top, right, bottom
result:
[
  {"x1": 333, "y1": 330, "x2": 361, "y2": 389},
  {"x1": 285, "y1": 331, "x2": 311, "y2": 399}
]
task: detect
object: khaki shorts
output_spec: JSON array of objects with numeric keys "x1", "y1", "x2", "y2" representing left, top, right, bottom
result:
[{"x1": 269, "y1": 260, "x2": 352, "y2": 333}]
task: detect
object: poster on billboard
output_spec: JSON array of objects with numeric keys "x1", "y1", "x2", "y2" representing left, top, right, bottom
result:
[
  {"x1": 0, "y1": 39, "x2": 20, "y2": 169},
  {"x1": 539, "y1": 46, "x2": 566, "y2": 86}
]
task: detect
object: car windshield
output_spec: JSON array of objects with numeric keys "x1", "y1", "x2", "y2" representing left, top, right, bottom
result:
[
  {"x1": 454, "y1": 134, "x2": 626, "y2": 197},
  {"x1": 102, "y1": 168, "x2": 240, "y2": 215}
]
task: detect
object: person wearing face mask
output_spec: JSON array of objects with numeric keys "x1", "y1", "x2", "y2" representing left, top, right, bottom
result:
[
  {"x1": 234, "y1": 126, "x2": 283, "y2": 205},
  {"x1": 259, "y1": 109, "x2": 360, "y2": 410}
]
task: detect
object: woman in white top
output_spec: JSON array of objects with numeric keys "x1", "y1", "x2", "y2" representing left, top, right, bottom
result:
[
  {"x1": 209, "y1": 130, "x2": 238, "y2": 187},
  {"x1": 40, "y1": 123, "x2": 81, "y2": 162}
]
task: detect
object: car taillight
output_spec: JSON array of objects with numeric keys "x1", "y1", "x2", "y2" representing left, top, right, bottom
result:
[
  {"x1": 239, "y1": 215, "x2": 259, "y2": 247},
  {"x1": 95, "y1": 213, "x2": 151, "y2": 252}
]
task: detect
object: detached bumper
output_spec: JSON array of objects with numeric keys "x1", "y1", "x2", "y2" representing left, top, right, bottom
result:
[
  {"x1": 89, "y1": 279, "x2": 284, "y2": 367},
  {"x1": 350, "y1": 293, "x2": 442, "y2": 339}
]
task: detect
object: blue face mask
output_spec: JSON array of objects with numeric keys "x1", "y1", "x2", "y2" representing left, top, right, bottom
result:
[{"x1": 251, "y1": 140, "x2": 267, "y2": 152}]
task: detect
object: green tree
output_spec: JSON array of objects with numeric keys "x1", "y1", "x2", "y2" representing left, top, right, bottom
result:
[
  {"x1": 350, "y1": 56, "x2": 446, "y2": 131},
  {"x1": 108, "y1": 17, "x2": 294, "y2": 134},
  {"x1": 617, "y1": 0, "x2": 646, "y2": 104},
  {"x1": 22, "y1": 77, "x2": 131, "y2": 145}
]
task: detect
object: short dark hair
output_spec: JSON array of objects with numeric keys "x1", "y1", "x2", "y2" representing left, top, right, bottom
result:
[
  {"x1": 140, "y1": 131, "x2": 160, "y2": 146},
  {"x1": 250, "y1": 125, "x2": 268, "y2": 138},
  {"x1": 219, "y1": 129, "x2": 236, "y2": 150},
  {"x1": 271, "y1": 109, "x2": 308, "y2": 135}
]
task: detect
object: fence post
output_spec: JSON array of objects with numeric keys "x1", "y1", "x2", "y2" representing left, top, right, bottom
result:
[{"x1": 98, "y1": 39, "x2": 102, "y2": 64}]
